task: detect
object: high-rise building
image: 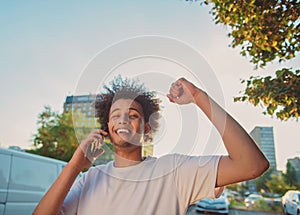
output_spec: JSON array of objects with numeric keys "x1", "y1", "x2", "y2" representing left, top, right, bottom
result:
[
  {"x1": 64, "y1": 95, "x2": 98, "y2": 128},
  {"x1": 250, "y1": 126, "x2": 277, "y2": 170},
  {"x1": 63, "y1": 95, "x2": 153, "y2": 159},
  {"x1": 288, "y1": 157, "x2": 300, "y2": 182}
]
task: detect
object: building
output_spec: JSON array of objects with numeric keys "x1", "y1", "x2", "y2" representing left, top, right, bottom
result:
[
  {"x1": 63, "y1": 95, "x2": 153, "y2": 159},
  {"x1": 250, "y1": 126, "x2": 277, "y2": 170},
  {"x1": 288, "y1": 157, "x2": 300, "y2": 182},
  {"x1": 64, "y1": 95, "x2": 98, "y2": 128}
]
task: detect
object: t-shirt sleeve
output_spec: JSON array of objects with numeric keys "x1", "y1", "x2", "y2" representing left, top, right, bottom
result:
[
  {"x1": 59, "y1": 174, "x2": 85, "y2": 215},
  {"x1": 173, "y1": 154, "x2": 222, "y2": 205}
]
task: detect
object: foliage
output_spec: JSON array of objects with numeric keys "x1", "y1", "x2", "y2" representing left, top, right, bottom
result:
[
  {"x1": 188, "y1": 0, "x2": 300, "y2": 120},
  {"x1": 228, "y1": 198, "x2": 244, "y2": 209},
  {"x1": 29, "y1": 106, "x2": 90, "y2": 162},
  {"x1": 253, "y1": 163, "x2": 299, "y2": 196},
  {"x1": 29, "y1": 106, "x2": 115, "y2": 163},
  {"x1": 234, "y1": 68, "x2": 300, "y2": 120},
  {"x1": 253, "y1": 167, "x2": 273, "y2": 192},
  {"x1": 283, "y1": 161, "x2": 300, "y2": 188},
  {"x1": 251, "y1": 199, "x2": 282, "y2": 213},
  {"x1": 199, "y1": 0, "x2": 300, "y2": 67},
  {"x1": 226, "y1": 183, "x2": 242, "y2": 192},
  {"x1": 265, "y1": 174, "x2": 289, "y2": 195}
]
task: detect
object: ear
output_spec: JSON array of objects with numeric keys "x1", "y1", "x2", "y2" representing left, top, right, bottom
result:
[{"x1": 144, "y1": 122, "x2": 151, "y2": 134}]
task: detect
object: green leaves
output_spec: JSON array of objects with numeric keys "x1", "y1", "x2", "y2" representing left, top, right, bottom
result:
[
  {"x1": 283, "y1": 161, "x2": 299, "y2": 187},
  {"x1": 234, "y1": 68, "x2": 300, "y2": 120},
  {"x1": 31, "y1": 106, "x2": 86, "y2": 161},
  {"x1": 187, "y1": 0, "x2": 300, "y2": 120},
  {"x1": 201, "y1": 0, "x2": 300, "y2": 68},
  {"x1": 253, "y1": 166, "x2": 299, "y2": 196}
]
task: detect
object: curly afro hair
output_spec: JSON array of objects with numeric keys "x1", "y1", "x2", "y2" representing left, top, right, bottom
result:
[{"x1": 94, "y1": 75, "x2": 161, "y2": 142}]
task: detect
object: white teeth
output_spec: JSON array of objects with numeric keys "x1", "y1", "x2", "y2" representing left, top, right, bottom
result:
[{"x1": 116, "y1": 129, "x2": 130, "y2": 134}]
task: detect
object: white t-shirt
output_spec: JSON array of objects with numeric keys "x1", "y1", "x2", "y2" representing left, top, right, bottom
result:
[{"x1": 60, "y1": 154, "x2": 221, "y2": 215}]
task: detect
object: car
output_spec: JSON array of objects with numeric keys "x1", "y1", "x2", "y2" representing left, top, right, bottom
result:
[
  {"x1": 282, "y1": 190, "x2": 300, "y2": 215},
  {"x1": 244, "y1": 193, "x2": 264, "y2": 207},
  {"x1": 0, "y1": 147, "x2": 82, "y2": 215},
  {"x1": 195, "y1": 193, "x2": 229, "y2": 214}
]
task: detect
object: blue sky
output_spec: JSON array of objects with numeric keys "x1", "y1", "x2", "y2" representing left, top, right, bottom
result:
[{"x1": 0, "y1": 0, "x2": 299, "y2": 170}]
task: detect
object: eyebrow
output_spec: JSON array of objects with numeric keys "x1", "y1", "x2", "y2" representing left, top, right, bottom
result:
[{"x1": 110, "y1": 107, "x2": 142, "y2": 115}]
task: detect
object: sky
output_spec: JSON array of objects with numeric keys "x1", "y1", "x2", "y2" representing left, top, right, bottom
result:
[{"x1": 0, "y1": 0, "x2": 299, "y2": 171}]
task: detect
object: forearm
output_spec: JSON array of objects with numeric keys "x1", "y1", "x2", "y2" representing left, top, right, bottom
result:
[
  {"x1": 193, "y1": 89, "x2": 251, "y2": 152},
  {"x1": 193, "y1": 89, "x2": 269, "y2": 185},
  {"x1": 33, "y1": 162, "x2": 81, "y2": 215}
]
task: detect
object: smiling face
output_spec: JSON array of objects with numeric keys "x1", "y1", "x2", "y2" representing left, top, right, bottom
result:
[{"x1": 108, "y1": 99, "x2": 149, "y2": 149}]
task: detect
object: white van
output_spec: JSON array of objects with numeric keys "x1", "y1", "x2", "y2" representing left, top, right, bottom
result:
[{"x1": 0, "y1": 147, "x2": 77, "y2": 215}]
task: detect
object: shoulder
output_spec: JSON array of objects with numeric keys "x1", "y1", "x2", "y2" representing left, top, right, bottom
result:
[
  {"x1": 157, "y1": 153, "x2": 222, "y2": 169},
  {"x1": 82, "y1": 161, "x2": 113, "y2": 179},
  {"x1": 158, "y1": 153, "x2": 220, "y2": 161}
]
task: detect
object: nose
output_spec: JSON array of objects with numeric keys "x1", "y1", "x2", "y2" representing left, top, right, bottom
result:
[{"x1": 118, "y1": 114, "x2": 129, "y2": 124}]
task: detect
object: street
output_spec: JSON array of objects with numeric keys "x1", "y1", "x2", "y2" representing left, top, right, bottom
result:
[{"x1": 186, "y1": 205, "x2": 283, "y2": 215}]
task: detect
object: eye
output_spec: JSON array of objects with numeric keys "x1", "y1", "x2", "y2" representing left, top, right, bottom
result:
[
  {"x1": 129, "y1": 114, "x2": 139, "y2": 119},
  {"x1": 111, "y1": 114, "x2": 120, "y2": 120}
]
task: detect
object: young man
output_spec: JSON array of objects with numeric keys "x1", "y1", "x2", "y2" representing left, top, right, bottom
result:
[{"x1": 33, "y1": 76, "x2": 269, "y2": 215}]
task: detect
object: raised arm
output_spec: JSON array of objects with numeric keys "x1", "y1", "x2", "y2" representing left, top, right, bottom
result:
[
  {"x1": 33, "y1": 130, "x2": 107, "y2": 215},
  {"x1": 167, "y1": 78, "x2": 269, "y2": 187}
]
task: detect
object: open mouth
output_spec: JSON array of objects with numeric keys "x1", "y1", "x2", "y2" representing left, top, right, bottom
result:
[{"x1": 115, "y1": 128, "x2": 131, "y2": 135}]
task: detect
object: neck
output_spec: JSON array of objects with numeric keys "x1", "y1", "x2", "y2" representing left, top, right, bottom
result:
[{"x1": 113, "y1": 146, "x2": 143, "y2": 168}]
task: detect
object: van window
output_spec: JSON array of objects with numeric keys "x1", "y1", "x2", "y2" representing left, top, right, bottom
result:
[{"x1": 7, "y1": 156, "x2": 57, "y2": 202}]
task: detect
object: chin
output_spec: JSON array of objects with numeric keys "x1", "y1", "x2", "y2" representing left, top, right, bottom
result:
[
  {"x1": 111, "y1": 133, "x2": 142, "y2": 145},
  {"x1": 112, "y1": 137, "x2": 142, "y2": 148}
]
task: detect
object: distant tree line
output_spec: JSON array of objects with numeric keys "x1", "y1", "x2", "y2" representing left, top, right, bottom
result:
[{"x1": 228, "y1": 162, "x2": 300, "y2": 196}]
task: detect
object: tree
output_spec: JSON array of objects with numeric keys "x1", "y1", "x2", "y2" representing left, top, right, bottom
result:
[
  {"x1": 283, "y1": 161, "x2": 299, "y2": 188},
  {"x1": 29, "y1": 106, "x2": 114, "y2": 163},
  {"x1": 234, "y1": 68, "x2": 300, "y2": 120},
  {"x1": 189, "y1": 0, "x2": 300, "y2": 120},
  {"x1": 254, "y1": 167, "x2": 273, "y2": 192},
  {"x1": 265, "y1": 173, "x2": 289, "y2": 195},
  {"x1": 29, "y1": 106, "x2": 89, "y2": 161},
  {"x1": 254, "y1": 168, "x2": 292, "y2": 195},
  {"x1": 29, "y1": 106, "x2": 61, "y2": 158}
]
